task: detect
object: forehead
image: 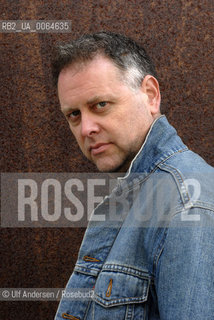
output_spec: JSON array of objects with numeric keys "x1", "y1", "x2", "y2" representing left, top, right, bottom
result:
[{"x1": 57, "y1": 56, "x2": 125, "y2": 106}]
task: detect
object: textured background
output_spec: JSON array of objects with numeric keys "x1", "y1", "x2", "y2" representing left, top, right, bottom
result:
[{"x1": 1, "y1": 0, "x2": 213, "y2": 319}]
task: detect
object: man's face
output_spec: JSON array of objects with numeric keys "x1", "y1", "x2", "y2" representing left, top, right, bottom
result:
[{"x1": 58, "y1": 55, "x2": 157, "y2": 172}]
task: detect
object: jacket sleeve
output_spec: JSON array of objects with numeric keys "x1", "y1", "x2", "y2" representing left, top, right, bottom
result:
[{"x1": 156, "y1": 207, "x2": 214, "y2": 320}]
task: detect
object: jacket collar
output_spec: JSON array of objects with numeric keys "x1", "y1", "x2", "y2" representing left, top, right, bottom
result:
[{"x1": 118, "y1": 115, "x2": 187, "y2": 185}]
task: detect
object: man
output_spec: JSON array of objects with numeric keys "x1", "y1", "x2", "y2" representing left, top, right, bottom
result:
[{"x1": 52, "y1": 32, "x2": 214, "y2": 319}]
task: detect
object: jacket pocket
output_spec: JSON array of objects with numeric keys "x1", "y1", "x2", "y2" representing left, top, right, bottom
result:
[
  {"x1": 90, "y1": 265, "x2": 150, "y2": 319},
  {"x1": 94, "y1": 267, "x2": 150, "y2": 306}
]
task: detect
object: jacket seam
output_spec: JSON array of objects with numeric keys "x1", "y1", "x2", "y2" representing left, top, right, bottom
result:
[
  {"x1": 101, "y1": 266, "x2": 150, "y2": 280},
  {"x1": 119, "y1": 148, "x2": 188, "y2": 193},
  {"x1": 158, "y1": 162, "x2": 191, "y2": 205},
  {"x1": 152, "y1": 228, "x2": 168, "y2": 276},
  {"x1": 158, "y1": 162, "x2": 214, "y2": 210},
  {"x1": 83, "y1": 300, "x2": 92, "y2": 320}
]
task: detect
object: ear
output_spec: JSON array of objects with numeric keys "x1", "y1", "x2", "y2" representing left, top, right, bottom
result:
[{"x1": 141, "y1": 75, "x2": 161, "y2": 116}]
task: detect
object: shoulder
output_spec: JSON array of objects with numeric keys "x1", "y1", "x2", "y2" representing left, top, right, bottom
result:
[{"x1": 157, "y1": 149, "x2": 214, "y2": 210}]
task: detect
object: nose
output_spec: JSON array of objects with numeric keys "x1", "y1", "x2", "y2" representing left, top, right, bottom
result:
[{"x1": 80, "y1": 112, "x2": 100, "y2": 137}]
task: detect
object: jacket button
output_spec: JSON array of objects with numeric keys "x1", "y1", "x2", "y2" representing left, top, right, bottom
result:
[
  {"x1": 83, "y1": 255, "x2": 100, "y2": 262},
  {"x1": 62, "y1": 313, "x2": 80, "y2": 319},
  {"x1": 106, "y1": 279, "x2": 113, "y2": 297}
]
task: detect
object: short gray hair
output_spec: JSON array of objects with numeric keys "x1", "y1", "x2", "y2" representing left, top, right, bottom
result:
[{"x1": 52, "y1": 31, "x2": 157, "y2": 89}]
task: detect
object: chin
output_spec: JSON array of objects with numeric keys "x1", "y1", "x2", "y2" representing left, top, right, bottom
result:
[
  {"x1": 96, "y1": 160, "x2": 128, "y2": 173},
  {"x1": 95, "y1": 161, "x2": 118, "y2": 173}
]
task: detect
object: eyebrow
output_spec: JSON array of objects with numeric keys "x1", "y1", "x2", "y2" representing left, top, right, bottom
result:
[
  {"x1": 61, "y1": 94, "x2": 117, "y2": 114},
  {"x1": 87, "y1": 95, "x2": 116, "y2": 105},
  {"x1": 87, "y1": 95, "x2": 102, "y2": 105}
]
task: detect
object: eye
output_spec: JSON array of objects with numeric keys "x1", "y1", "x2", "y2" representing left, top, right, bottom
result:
[
  {"x1": 96, "y1": 101, "x2": 107, "y2": 109},
  {"x1": 67, "y1": 110, "x2": 80, "y2": 120}
]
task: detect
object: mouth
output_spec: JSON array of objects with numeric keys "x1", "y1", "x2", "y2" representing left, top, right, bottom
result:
[{"x1": 90, "y1": 143, "x2": 112, "y2": 156}]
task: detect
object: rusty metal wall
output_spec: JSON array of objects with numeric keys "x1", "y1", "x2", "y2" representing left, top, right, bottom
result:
[{"x1": 1, "y1": 1, "x2": 213, "y2": 319}]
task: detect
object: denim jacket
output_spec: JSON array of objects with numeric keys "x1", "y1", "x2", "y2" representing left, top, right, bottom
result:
[{"x1": 55, "y1": 116, "x2": 214, "y2": 320}]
